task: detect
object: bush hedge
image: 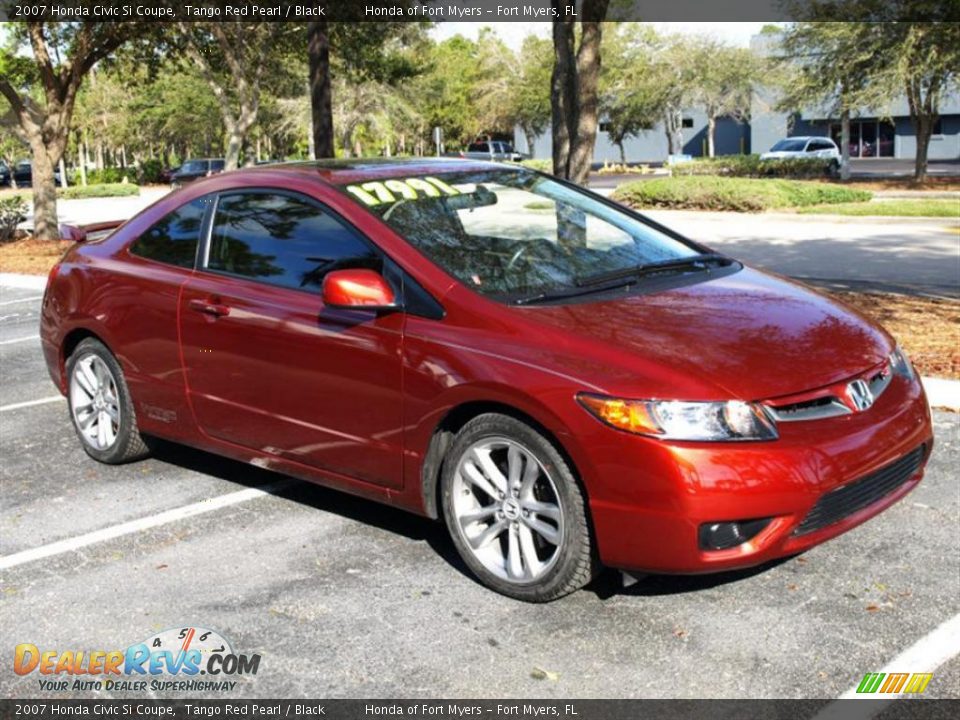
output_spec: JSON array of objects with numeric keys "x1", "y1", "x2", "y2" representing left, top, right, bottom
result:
[
  {"x1": 7, "y1": 183, "x2": 141, "y2": 204},
  {"x1": 512, "y1": 158, "x2": 553, "y2": 173},
  {"x1": 671, "y1": 154, "x2": 836, "y2": 179},
  {"x1": 58, "y1": 183, "x2": 140, "y2": 199},
  {"x1": 612, "y1": 176, "x2": 872, "y2": 213}
]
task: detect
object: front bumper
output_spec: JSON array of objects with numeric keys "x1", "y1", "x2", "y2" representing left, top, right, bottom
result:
[{"x1": 581, "y1": 374, "x2": 934, "y2": 574}]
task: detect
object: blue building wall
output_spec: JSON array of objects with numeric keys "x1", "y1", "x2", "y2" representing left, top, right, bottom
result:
[{"x1": 520, "y1": 112, "x2": 749, "y2": 163}]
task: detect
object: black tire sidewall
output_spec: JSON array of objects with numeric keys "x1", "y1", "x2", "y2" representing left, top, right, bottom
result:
[
  {"x1": 441, "y1": 413, "x2": 595, "y2": 602},
  {"x1": 66, "y1": 338, "x2": 142, "y2": 464}
]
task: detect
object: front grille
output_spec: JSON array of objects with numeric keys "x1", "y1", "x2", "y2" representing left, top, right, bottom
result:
[{"x1": 793, "y1": 445, "x2": 925, "y2": 536}]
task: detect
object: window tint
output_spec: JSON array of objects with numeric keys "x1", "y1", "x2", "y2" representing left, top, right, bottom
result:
[
  {"x1": 130, "y1": 198, "x2": 207, "y2": 268},
  {"x1": 210, "y1": 160, "x2": 225, "y2": 171},
  {"x1": 207, "y1": 192, "x2": 379, "y2": 292},
  {"x1": 468, "y1": 143, "x2": 489, "y2": 153}
]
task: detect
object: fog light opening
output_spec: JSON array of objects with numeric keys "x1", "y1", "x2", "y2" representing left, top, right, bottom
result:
[{"x1": 699, "y1": 518, "x2": 772, "y2": 551}]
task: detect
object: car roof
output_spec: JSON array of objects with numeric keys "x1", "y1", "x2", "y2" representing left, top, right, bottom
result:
[{"x1": 225, "y1": 158, "x2": 506, "y2": 186}]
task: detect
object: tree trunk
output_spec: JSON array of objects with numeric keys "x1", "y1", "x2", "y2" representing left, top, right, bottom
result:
[
  {"x1": 707, "y1": 116, "x2": 716, "y2": 158},
  {"x1": 308, "y1": 21, "x2": 335, "y2": 159},
  {"x1": 618, "y1": 141, "x2": 626, "y2": 165},
  {"x1": 77, "y1": 134, "x2": 87, "y2": 187},
  {"x1": 550, "y1": 13, "x2": 576, "y2": 178},
  {"x1": 664, "y1": 108, "x2": 683, "y2": 156},
  {"x1": 840, "y1": 109, "x2": 851, "y2": 181},
  {"x1": 58, "y1": 157, "x2": 68, "y2": 188},
  {"x1": 523, "y1": 127, "x2": 536, "y2": 158},
  {"x1": 567, "y1": 18, "x2": 605, "y2": 186},
  {"x1": 30, "y1": 146, "x2": 59, "y2": 241},
  {"x1": 913, "y1": 115, "x2": 931, "y2": 182},
  {"x1": 225, "y1": 128, "x2": 243, "y2": 170}
]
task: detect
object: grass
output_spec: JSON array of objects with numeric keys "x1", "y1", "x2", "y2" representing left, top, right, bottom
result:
[
  {"x1": 612, "y1": 176, "x2": 872, "y2": 213},
  {"x1": 798, "y1": 199, "x2": 959, "y2": 218},
  {"x1": 828, "y1": 291, "x2": 959, "y2": 379},
  {"x1": 1, "y1": 183, "x2": 140, "y2": 202}
]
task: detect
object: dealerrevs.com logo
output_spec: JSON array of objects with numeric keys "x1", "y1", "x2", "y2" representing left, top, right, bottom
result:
[{"x1": 14, "y1": 626, "x2": 261, "y2": 693}]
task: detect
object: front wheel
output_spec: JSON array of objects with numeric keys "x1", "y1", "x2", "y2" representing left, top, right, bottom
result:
[
  {"x1": 441, "y1": 413, "x2": 597, "y2": 602},
  {"x1": 66, "y1": 338, "x2": 151, "y2": 464}
]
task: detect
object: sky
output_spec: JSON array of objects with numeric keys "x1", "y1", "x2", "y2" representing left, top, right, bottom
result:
[{"x1": 430, "y1": 21, "x2": 776, "y2": 49}]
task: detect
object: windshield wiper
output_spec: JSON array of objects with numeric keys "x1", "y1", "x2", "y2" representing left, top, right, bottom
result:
[
  {"x1": 575, "y1": 253, "x2": 733, "y2": 288},
  {"x1": 513, "y1": 278, "x2": 637, "y2": 306}
]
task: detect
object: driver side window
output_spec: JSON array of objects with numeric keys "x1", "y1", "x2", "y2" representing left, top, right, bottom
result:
[{"x1": 206, "y1": 192, "x2": 380, "y2": 293}]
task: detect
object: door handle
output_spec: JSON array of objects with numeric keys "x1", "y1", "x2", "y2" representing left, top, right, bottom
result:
[{"x1": 188, "y1": 298, "x2": 230, "y2": 317}]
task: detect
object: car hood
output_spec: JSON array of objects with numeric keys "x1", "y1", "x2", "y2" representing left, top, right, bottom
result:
[{"x1": 515, "y1": 267, "x2": 892, "y2": 401}]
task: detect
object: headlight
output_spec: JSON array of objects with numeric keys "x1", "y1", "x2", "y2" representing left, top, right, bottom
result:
[
  {"x1": 890, "y1": 345, "x2": 915, "y2": 381},
  {"x1": 577, "y1": 393, "x2": 778, "y2": 441}
]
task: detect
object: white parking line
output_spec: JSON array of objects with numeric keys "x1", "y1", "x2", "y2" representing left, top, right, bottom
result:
[
  {"x1": 0, "y1": 395, "x2": 65, "y2": 412},
  {"x1": 813, "y1": 612, "x2": 960, "y2": 719},
  {"x1": 0, "y1": 335, "x2": 40, "y2": 345},
  {"x1": 0, "y1": 480, "x2": 291, "y2": 571},
  {"x1": 0, "y1": 295, "x2": 42, "y2": 306}
]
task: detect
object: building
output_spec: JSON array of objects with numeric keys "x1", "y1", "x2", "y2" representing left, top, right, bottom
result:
[{"x1": 517, "y1": 34, "x2": 960, "y2": 165}]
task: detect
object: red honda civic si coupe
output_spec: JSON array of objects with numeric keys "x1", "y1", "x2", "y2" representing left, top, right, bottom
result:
[{"x1": 40, "y1": 160, "x2": 933, "y2": 601}]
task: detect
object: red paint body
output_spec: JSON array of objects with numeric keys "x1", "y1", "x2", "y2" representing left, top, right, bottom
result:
[{"x1": 40, "y1": 161, "x2": 934, "y2": 574}]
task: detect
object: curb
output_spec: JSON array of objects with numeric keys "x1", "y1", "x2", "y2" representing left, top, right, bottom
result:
[
  {"x1": 0, "y1": 273, "x2": 47, "y2": 291},
  {"x1": 0, "y1": 274, "x2": 957, "y2": 411},
  {"x1": 923, "y1": 377, "x2": 960, "y2": 412}
]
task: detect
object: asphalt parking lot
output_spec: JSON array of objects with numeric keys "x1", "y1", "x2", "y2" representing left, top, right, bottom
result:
[{"x1": 1, "y1": 285, "x2": 958, "y2": 701}]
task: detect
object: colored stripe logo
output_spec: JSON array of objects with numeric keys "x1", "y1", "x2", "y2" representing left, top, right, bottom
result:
[{"x1": 856, "y1": 672, "x2": 933, "y2": 694}]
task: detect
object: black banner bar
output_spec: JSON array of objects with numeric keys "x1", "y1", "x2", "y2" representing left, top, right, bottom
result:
[
  {"x1": 1, "y1": 0, "x2": 958, "y2": 22},
  {"x1": 2, "y1": 700, "x2": 960, "y2": 720}
]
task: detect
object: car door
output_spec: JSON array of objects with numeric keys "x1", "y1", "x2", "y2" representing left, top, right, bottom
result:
[{"x1": 178, "y1": 189, "x2": 405, "y2": 489}]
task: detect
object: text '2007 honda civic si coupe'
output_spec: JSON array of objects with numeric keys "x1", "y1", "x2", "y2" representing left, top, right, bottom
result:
[{"x1": 41, "y1": 160, "x2": 933, "y2": 601}]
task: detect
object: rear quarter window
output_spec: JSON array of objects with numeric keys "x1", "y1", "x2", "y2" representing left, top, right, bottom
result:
[{"x1": 129, "y1": 198, "x2": 208, "y2": 269}]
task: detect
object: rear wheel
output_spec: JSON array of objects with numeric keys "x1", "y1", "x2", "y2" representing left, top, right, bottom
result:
[
  {"x1": 441, "y1": 413, "x2": 597, "y2": 602},
  {"x1": 67, "y1": 338, "x2": 151, "y2": 464}
]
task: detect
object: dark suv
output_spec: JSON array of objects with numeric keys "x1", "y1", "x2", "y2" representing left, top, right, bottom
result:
[{"x1": 171, "y1": 159, "x2": 225, "y2": 187}]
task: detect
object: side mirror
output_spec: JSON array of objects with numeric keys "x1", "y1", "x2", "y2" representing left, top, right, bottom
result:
[{"x1": 322, "y1": 269, "x2": 398, "y2": 311}]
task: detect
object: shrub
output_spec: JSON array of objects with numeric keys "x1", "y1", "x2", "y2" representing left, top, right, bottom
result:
[
  {"x1": 0, "y1": 196, "x2": 28, "y2": 242},
  {"x1": 138, "y1": 159, "x2": 164, "y2": 185},
  {"x1": 57, "y1": 183, "x2": 140, "y2": 200},
  {"x1": 69, "y1": 167, "x2": 132, "y2": 185},
  {"x1": 671, "y1": 154, "x2": 836, "y2": 179},
  {"x1": 611, "y1": 176, "x2": 871, "y2": 213}
]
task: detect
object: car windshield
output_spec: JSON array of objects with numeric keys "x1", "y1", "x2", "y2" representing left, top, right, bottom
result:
[
  {"x1": 340, "y1": 168, "x2": 704, "y2": 302},
  {"x1": 770, "y1": 139, "x2": 808, "y2": 152},
  {"x1": 180, "y1": 161, "x2": 207, "y2": 173}
]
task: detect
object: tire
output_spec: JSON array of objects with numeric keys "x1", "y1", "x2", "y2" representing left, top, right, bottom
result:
[
  {"x1": 441, "y1": 413, "x2": 597, "y2": 602},
  {"x1": 66, "y1": 337, "x2": 151, "y2": 464}
]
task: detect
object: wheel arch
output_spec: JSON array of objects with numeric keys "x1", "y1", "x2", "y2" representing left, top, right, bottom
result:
[
  {"x1": 420, "y1": 399, "x2": 584, "y2": 521},
  {"x1": 57, "y1": 327, "x2": 110, "y2": 391}
]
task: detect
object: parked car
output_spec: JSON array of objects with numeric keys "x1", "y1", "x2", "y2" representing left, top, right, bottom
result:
[
  {"x1": 171, "y1": 158, "x2": 225, "y2": 186},
  {"x1": 457, "y1": 141, "x2": 527, "y2": 162},
  {"x1": 41, "y1": 159, "x2": 933, "y2": 602},
  {"x1": 760, "y1": 136, "x2": 841, "y2": 164},
  {"x1": 159, "y1": 166, "x2": 180, "y2": 184},
  {"x1": 0, "y1": 161, "x2": 9, "y2": 187},
  {"x1": 11, "y1": 160, "x2": 62, "y2": 187}
]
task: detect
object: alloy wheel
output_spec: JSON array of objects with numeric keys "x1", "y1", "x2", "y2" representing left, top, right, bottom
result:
[
  {"x1": 450, "y1": 437, "x2": 565, "y2": 583},
  {"x1": 69, "y1": 354, "x2": 121, "y2": 451}
]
